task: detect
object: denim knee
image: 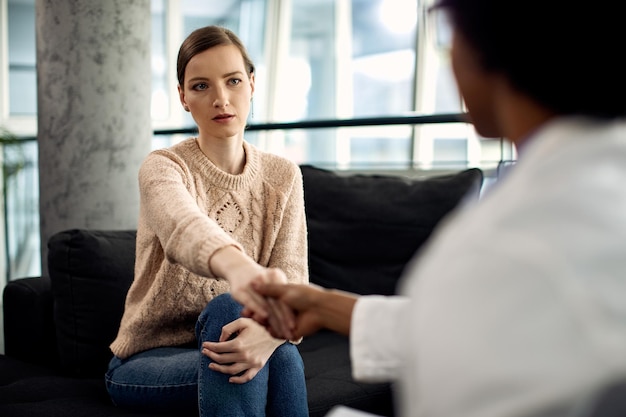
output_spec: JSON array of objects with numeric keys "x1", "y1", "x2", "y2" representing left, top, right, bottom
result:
[
  {"x1": 195, "y1": 293, "x2": 243, "y2": 345},
  {"x1": 266, "y1": 343, "x2": 308, "y2": 417},
  {"x1": 105, "y1": 348, "x2": 199, "y2": 413}
]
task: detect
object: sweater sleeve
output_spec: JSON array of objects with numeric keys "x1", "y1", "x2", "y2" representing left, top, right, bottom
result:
[
  {"x1": 266, "y1": 163, "x2": 309, "y2": 285},
  {"x1": 138, "y1": 150, "x2": 242, "y2": 277}
]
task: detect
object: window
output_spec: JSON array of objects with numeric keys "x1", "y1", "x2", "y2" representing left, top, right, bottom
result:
[
  {"x1": 0, "y1": 0, "x2": 516, "y2": 283},
  {"x1": 262, "y1": 0, "x2": 421, "y2": 168},
  {"x1": 1, "y1": 0, "x2": 514, "y2": 170},
  {"x1": 151, "y1": 0, "x2": 170, "y2": 122},
  {"x1": 7, "y1": 0, "x2": 36, "y2": 116}
]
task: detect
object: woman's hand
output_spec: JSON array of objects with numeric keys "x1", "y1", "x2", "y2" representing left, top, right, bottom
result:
[
  {"x1": 201, "y1": 317, "x2": 284, "y2": 384},
  {"x1": 209, "y1": 245, "x2": 296, "y2": 336}
]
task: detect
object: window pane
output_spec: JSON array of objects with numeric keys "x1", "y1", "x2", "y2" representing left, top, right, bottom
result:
[
  {"x1": 8, "y1": 0, "x2": 37, "y2": 116},
  {"x1": 284, "y1": 0, "x2": 417, "y2": 121},
  {"x1": 352, "y1": 0, "x2": 417, "y2": 117},
  {"x1": 245, "y1": 127, "x2": 415, "y2": 169},
  {"x1": 151, "y1": 0, "x2": 169, "y2": 121},
  {"x1": 349, "y1": 126, "x2": 413, "y2": 169},
  {"x1": 276, "y1": 0, "x2": 418, "y2": 167}
]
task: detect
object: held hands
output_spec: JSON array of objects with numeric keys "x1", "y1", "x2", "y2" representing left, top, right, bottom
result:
[
  {"x1": 245, "y1": 282, "x2": 357, "y2": 339},
  {"x1": 210, "y1": 246, "x2": 355, "y2": 342},
  {"x1": 201, "y1": 317, "x2": 284, "y2": 384},
  {"x1": 243, "y1": 281, "x2": 327, "y2": 340},
  {"x1": 209, "y1": 245, "x2": 296, "y2": 338}
]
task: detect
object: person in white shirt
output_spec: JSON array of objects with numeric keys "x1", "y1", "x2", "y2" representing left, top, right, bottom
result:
[{"x1": 242, "y1": 0, "x2": 626, "y2": 416}]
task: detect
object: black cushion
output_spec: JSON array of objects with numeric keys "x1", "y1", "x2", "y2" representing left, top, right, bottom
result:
[
  {"x1": 3, "y1": 166, "x2": 484, "y2": 417},
  {"x1": 297, "y1": 330, "x2": 394, "y2": 416},
  {"x1": 584, "y1": 378, "x2": 626, "y2": 417},
  {"x1": 45, "y1": 166, "x2": 483, "y2": 380},
  {"x1": 48, "y1": 229, "x2": 137, "y2": 377},
  {"x1": 300, "y1": 165, "x2": 483, "y2": 295},
  {"x1": 0, "y1": 354, "x2": 185, "y2": 417},
  {"x1": 3, "y1": 276, "x2": 58, "y2": 368}
]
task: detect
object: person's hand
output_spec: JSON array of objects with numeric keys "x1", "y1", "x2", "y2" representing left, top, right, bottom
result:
[
  {"x1": 209, "y1": 246, "x2": 295, "y2": 335},
  {"x1": 246, "y1": 282, "x2": 326, "y2": 340},
  {"x1": 248, "y1": 282, "x2": 357, "y2": 339},
  {"x1": 201, "y1": 317, "x2": 284, "y2": 384}
]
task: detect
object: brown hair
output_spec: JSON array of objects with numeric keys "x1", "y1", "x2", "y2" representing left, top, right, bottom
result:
[{"x1": 176, "y1": 26, "x2": 255, "y2": 87}]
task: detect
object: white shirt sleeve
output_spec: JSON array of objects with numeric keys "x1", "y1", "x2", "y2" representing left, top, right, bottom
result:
[
  {"x1": 325, "y1": 405, "x2": 384, "y2": 417},
  {"x1": 350, "y1": 295, "x2": 411, "y2": 382}
]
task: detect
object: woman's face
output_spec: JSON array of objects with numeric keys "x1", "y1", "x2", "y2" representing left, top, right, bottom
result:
[
  {"x1": 450, "y1": 29, "x2": 502, "y2": 138},
  {"x1": 178, "y1": 44, "x2": 255, "y2": 140}
]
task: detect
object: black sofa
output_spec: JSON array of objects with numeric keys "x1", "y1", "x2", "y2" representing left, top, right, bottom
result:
[{"x1": 1, "y1": 165, "x2": 484, "y2": 417}]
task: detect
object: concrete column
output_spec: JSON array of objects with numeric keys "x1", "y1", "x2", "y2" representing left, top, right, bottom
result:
[{"x1": 36, "y1": 0, "x2": 151, "y2": 276}]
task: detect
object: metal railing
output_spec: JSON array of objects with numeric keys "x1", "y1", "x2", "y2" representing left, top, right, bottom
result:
[
  {"x1": 1, "y1": 112, "x2": 513, "y2": 283},
  {"x1": 154, "y1": 113, "x2": 469, "y2": 135}
]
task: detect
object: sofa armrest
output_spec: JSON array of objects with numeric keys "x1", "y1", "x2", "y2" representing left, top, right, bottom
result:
[{"x1": 3, "y1": 276, "x2": 60, "y2": 369}]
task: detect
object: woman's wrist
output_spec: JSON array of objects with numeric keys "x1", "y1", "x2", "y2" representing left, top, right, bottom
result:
[{"x1": 209, "y1": 245, "x2": 262, "y2": 284}]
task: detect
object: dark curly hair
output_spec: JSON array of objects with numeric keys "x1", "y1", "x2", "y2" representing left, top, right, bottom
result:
[{"x1": 432, "y1": 0, "x2": 626, "y2": 119}]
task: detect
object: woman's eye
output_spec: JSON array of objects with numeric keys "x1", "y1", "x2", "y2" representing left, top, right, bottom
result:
[
  {"x1": 192, "y1": 83, "x2": 208, "y2": 91},
  {"x1": 229, "y1": 78, "x2": 242, "y2": 86}
]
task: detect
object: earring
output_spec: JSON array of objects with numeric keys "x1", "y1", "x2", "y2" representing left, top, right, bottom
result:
[{"x1": 184, "y1": 105, "x2": 190, "y2": 112}]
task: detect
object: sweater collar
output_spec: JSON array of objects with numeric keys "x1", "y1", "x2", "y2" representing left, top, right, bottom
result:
[{"x1": 185, "y1": 138, "x2": 260, "y2": 190}]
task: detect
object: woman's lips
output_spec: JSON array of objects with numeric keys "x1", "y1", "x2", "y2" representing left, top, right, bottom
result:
[{"x1": 213, "y1": 114, "x2": 234, "y2": 123}]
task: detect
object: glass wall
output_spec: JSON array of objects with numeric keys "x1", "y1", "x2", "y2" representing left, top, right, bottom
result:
[
  {"x1": 145, "y1": 0, "x2": 513, "y2": 171},
  {"x1": 261, "y1": 0, "x2": 421, "y2": 168},
  {"x1": 151, "y1": 0, "x2": 170, "y2": 123},
  {"x1": 2, "y1": 139, "x2": 38, "y2": 279},
  {"x1": 0, "y1": 0, "x2": 517, "y2": 282},
  {"x1": 7, "y1": 0, "x2": 37, "y2": 116},
  {"x1": 1, "y1": 0, "x2": 512, "y2": 169},
  {"x1": 2, "y1": 0, "x2": 40, "y2": 284}
]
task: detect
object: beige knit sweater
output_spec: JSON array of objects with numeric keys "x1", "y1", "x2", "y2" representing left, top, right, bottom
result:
[{"x1": 110, "y1": 138, "x2": 308, "y2": 358}]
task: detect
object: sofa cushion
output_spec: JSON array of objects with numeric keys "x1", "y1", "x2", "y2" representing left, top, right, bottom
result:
[
  {"x1": 0, "y1": 354, "x2": 183, "y2": 417},
  {"x1": 297, "y1": 330, "x2": 394, "y2": 416},
  {"x1": 48, "y1": 229, "x2": 137, "y2": 377},
  {"x1": 45, "y1": 166, "x2": 482, "y2": 379},
  {"x1": 2, "y1": 276, "x2": 58, "y2": 368},
  {"x1": 300, "y1": 165, "x2": 483, "y2": 295}
]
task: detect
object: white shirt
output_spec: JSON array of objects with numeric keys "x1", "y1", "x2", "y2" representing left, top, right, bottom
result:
[{"x1": 350, "y1": 117, "x2": 626, "y2": 417}]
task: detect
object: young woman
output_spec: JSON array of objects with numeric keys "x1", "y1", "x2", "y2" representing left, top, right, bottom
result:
[{"x1": 105, "y1": 25, "x2": 309, "y2": 417}]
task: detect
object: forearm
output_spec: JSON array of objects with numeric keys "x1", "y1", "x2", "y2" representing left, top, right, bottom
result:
[
  {"x1": 210, "y1": 245, "x2": 261, "y2": 284},
  {"x1": 140, "y1": 155, "x2": 242, "y2": 277},
  {"x1": 314, "y1": 288, "x2": 358, "y2": 336}
]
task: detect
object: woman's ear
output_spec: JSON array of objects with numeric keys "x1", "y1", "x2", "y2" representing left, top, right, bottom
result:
[
  {"x1": 178, "y1": 84, "x2": 190, "y2": 111},
  {"x1": 249, "y1": 73, "x2": 255, "y2": 98}
]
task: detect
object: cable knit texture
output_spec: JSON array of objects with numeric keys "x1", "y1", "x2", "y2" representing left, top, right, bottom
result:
[{"x1": 110, "y1": 138, "x2": 308, "y2": 358}]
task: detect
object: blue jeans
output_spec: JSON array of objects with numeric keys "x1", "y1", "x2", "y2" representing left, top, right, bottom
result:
[{"x1": 105, "y1": 294, "x2": 308, "y2": 417}]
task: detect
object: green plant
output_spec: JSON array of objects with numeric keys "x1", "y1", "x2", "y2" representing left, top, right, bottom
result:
[{"x1": 0, "y1": 126, "x2": 26, "y2": 180}]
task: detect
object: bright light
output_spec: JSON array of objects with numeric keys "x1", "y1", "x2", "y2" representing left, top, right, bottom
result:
[
  {"x1": 276, "y1": 57, "x2": 312, "y2": 121},
  {"x1": 353, "y1": 49, "x2": 415, "y2": 82},
  {"x1": 151, "y1": 89, "x2": 169, "y2": 120},
  {"x1": 379, "y1": 0, "x2": 417, "y2": 34}
]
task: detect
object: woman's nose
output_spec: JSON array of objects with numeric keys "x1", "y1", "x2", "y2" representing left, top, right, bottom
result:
[{"x1": 213, "y1": 87, "x2": 228, "y2": 108}]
